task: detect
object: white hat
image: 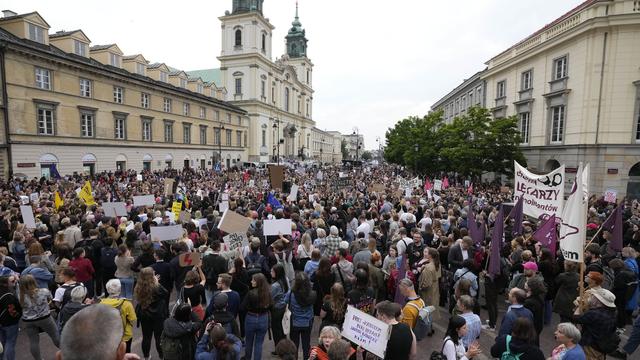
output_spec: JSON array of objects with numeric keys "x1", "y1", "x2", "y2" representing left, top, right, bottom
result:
[{"x1": 590, "y1": 288, "x2": 616, "y2": 308}]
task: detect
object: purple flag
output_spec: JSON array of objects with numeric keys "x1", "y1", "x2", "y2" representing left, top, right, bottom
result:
[
  {"x1": 533, "y1": 214, "x2": 557, "y2": 257},
  {"x1": 508, "y1": 196, "x2": 524, "y2": 236},
  {"x1": 602, "y1": 203, "x2": 623, "y2": 252},
  {"x1": 488, "y1": 207, "x2": 504, "y2": 277},
  {"x1": 467, "y1": 209, "x2": 483, "y2": 245},
  {"x1": 394, "y1": 255, "x2": 407, "y2": 306}
]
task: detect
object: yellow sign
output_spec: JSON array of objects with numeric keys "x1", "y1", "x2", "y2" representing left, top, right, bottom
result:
[
  {"x1": 54, "y1": 191, "x2": 64, "y2": 210},
  {"x1": 172, "y1": 201, "x2": 183, "y2": 220},
  {"x1": 79, "y1": 181, "x2": 95, "y2": 206}
]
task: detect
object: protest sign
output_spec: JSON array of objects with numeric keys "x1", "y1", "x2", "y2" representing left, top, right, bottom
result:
[
  {"x1": 150, "y1": 225, "x2": 184, "y2": 242},
  {"x1": 248, "y1": 179, "x2": 255, "y2": 188},
  {"x1": 464, "y1": 180, "x2": 470, "y2": 188},
  {"x1": 178, "y1": 252, "x2": 201, "y2": 267},
  {"x1": 221, "y1": 193, "x2": 230, "y2": 201},
  {"x1": 125, "y1": 222, "x2": 135, "y2": 233},
  {"x1": 268, "y1": 165, "x2": 285, "y2": 189},
  {"x1": 287, "y1": 184, "x2": 299, "y2": 202},
  {"x1": 198, "y1": 218, "x2": 208, "y2": 229},
  {"x1": 263, "y1": 219, "x2": 293, "y2": 236},
  {"x1": 308, "y1": 194, "x2": 315, "y2": 203},
  {"x1": 133, "y1": 195, "x2": 155, "y2": 207},
  {"x1": 604, "y1": 189, "x2": 617, "y2": 203},
  {"x1": 20, "y1": 205, "x2": 36, "y2": 229},
  {"x1": 500, "y1": 186, "x2": 510, "y2": 193},
  {"x1": 262, "y1": 179, "x2": 269, "y2": 189},
  {"x1": 20, "y1": 196, "x2": 29, "y2": 205},
  {"x1": 171, "y1": 201, "x2": 182, "y2": 220},
  {"x1": 218, "y1": 209, "x2": 252, "y2": 234},
  {"x1": 433, "y1": 179, "x2": 443, "y2": 191},
  {"x1": 29, "y1": 192, "x2": 39, "y2": 203},
  {"x1": 136, "y1": 174, "x2": 143, "y2": 181},
  {"x1": 334, "y1": 177, "x2": 351, "y2": 190},
  {"x1": 560, "y1": 163, "x2": 588, "y2": 262},
  {"x1": 404, "y1": 188, "x2": 412, "y2": 198},
  {"x1": 341, "y1": 306, "x2": 390, "y2": 359},
  {"x1": 316, "y1": 170, "x2": 323, "y2": 181},
  {"x1": 371, "y1": 183, "x2": 385, "y2": 193},
  {"x1": 179, "y1": 211, "x2": 191, "y2": 223},
  {"x1": 223, "y1": 232, "x2": 249, "y2": 252},
  {"x1": 514, "y1": 161, "x2": 564, "y2": 219},
  {"x1": 164, "y1": 178, "x2": 175, "y2": 196},
  {"x1": 411, "y1": 177, "x2": 422, "y2": 188},
  {"x1": 219, "y1": 201, "x2": 229, "y2": 213},
  {"x1": 102, "y1": 202, "x2": 127, "y2": 217}
]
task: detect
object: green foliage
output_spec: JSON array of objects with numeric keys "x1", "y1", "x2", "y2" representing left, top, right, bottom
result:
[
  {"x1": 340, "y1": 139, "x2": 348, "y2": 160},
  {"x1": 361, "y1": 151, "x2": 373, "y2": 161},
  {"x1": 384, "y1": 107, "x2": 526, "y2": 177}
]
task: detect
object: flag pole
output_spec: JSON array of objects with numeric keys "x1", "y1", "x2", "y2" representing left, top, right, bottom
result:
[
  {"x1": 583, "y1": 199, "x2": 621, "y2": 249},
  {"x1": 579, "y1": 261, "x2": 586, "y2": 312}
]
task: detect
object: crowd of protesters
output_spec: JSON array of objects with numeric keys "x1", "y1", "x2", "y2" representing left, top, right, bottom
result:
[{"x1": 0, "y1": 162, "x2": 640, "y2": 360}]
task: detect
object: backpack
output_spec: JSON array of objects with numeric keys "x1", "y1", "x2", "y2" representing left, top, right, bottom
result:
[
  {"x1": 406, "y1": 299, "x2": 433, "y2": 341},
  {"x1": 245, "y1": 252, "x2": 264, "y2": 277},
  {"x1": 501, "y1": 335, "x2": 523, "y2": 360},
  {"x1": 594, "y1": 328, "x2": 621, "y2": 354},
  {"x1": 59, "y1": 282, "x2": 85, "y2": 310},
  {"x1": 592, "y1": 262, "x2": 615, "y2": 290},
  {"x1": 160, "y1": 331, "x2": 184, "y2": 360},
  {"x1": 100, "y1": 246, "x2": 118, "y2": 269},
  {"x1": 429, "y1": 338, "x2": 451, "y2": 360}
]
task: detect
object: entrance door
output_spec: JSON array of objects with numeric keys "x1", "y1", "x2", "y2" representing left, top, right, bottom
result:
[
  {"x1": 40, "y1": 165, "x2": 51, "y2": 179},
  {"x1": 83, "y1": 163, "x2": 95, "y2": 176},
  {"x1": 627, "y1": 162, "x2": 640, "y2": 200},
  {"x1": 116, "y1": 161, "x2": 126, "y2": 171},
  {"x1": 143, "y1": 161, "x2": 151, "y2": 171},
  {"x1": 200, "y1": 159, "x2": 206, "y2": 169},
  {"x1": 226, "y1": 159, "x2": 231, "y2": 169},
  {"x1": 184, "y1": 159, "x2": 190, "y2": 168}
]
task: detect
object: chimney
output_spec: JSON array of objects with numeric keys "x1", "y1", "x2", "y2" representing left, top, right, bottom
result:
[{"x1": 2, "y1": 10, "x2": 17, "y2": 18}]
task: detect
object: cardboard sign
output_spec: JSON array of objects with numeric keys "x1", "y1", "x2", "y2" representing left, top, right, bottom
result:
[
  {"x1": 341, "y1": 306, "x2": 390, "y2": 359},
  {"x1": 371, "y1": 184, "x2": 385, "y2": 193},
  {"x1": 287, "y1": 184, "x2": 299, "y2": 202},
  {"x1": 604, "y1": 189, "x2": 617, "y2": 203},
  {"x1": 248, "y1": 180, "x2": 255, "y2": 188},
  {"x1": 221, "y1": 193, "x2": 230, "y2": 201},
  {"x1": 179, "y1": 211, "x2": 191, "y2": 223},
  {"x1": 433, "y1": 179, "x2": 443, "y2": 191},
  {"x1": 218, "y1": 209, "x2": 252, "y2": 234},
  {"x1": 133, "y1": 195, "x2": 155, "y2": 207},
  {"x1": 334, "y1": 177, "x2": 351, "y2": 190},
  {"x1": 164, "y1": 178, "x2": 175, "y2": 196},
  {"x1": 20, "y1": 205, "x2": 36, "y2": 229},
  {"x1": 102, "y1": 202, "x2": 128, "y2": 217},
  {"x1": 136, "y1": 174, "x2": 143, "y2": 181},
  {"x1": 178, "y1": 252, "x2": 201, "y2": 267},
  {"x1": 219, "y1": 201, "x2": 229, "y2": 213},
  {"x1": 29, "y1": 192, "x2": 39, "y2": 203},
  {"x1": 223, "y1": 232, "x2": 249, "y2": 252},
  {"x1": 263, "y1": 219, "x2": 293, "y2": 236},
  {"x1": 20, "y1": 196, "x2": 29, "y2": 205},
  {"x1": 150, "y1": 225, "x2": 184, "y2": 242},
  {"x1": 268, "y1": 165, "x2": 285, "y2": 190}
]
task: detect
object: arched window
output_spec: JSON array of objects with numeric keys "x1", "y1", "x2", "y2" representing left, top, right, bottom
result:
[
  {"x1": 285, "y1": 88, "x2": 290, "y2": 111},
  {"x1": 235, "y1": 29, "x2": 242, "y2": 47},
  {"x1": 261, "y1": 34, "x2": 266, "y2": 52}
]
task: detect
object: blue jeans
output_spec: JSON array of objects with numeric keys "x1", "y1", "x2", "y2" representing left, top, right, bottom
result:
[
  {"x1": 624, "y1": 315, "x2": 640, "y2": 355},
  {"x1": 0, "y1": 323, "x2": 19, "y2": 360},
  {"x1": 244, "y1": 313, "x2": 268, "y2": 360},
  {"x1": 118, "y1": 277, "x2": 134, "y2": 300}
]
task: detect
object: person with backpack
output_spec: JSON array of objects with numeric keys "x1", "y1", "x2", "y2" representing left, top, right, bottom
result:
[
  {"x1": 573, "y1": 287, "x2": 618, "y2": 360},
  {"x1": 609, "y1": 258, "x2": 638, "y2": 330},
  {"x1": 53, "y1": 268, "x2": 84, "y2": 311},
  {"x1": 195, "y1": 322, "x2": 243, "y2": 360},
  {"x1": 0, "y1": 275, "x2": 21, "y2": 360},
  {"x1": 490, "y1": 317, "x2": 544, "y2": 360},
  {"x1": 100, "y1": 279, "x2": 137, "y2": 353},
  {"x1": 161, "y1": 302, "x2": 202, "y2": 360},
  {"x1": 202, "y1": 240, "x2": 229, "y2": 305},
  {"x1": 398, "y1": 278, "x2": 425, "y2": 328},
  {"x1": 68, "y1": 247, "x2": 95, "y2": 298},
  {"x1": 244, "y1": 238, "x2": 269, "y2": 279},
  {"x1": 57, "y1": 285, "x2": 90, "y2": 333},
  {"x1": 331, "y1": 248, "x2": 354, "y2": 292},
  {"x1": 270, "y1": 264, "x2": 289, "y2": 351},
  {"x1": 285, "y1": 271, "x2": 317, "y2": 360},
  {"x1": 100, "y1": 237, "x2": 119, "y2": 294},
  {"x1": 19, "y1": 274, "x2": 60, "y2": 360},
  {"x1": 440, "y1": 315, "x2": 481, "y2": 360},
  {"x1": 134, "y1": 267, "x2": 169, "y2": 360}
]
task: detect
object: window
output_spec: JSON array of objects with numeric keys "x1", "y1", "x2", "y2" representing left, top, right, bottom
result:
[
  {"x1": 272, "y1": 86, "x2": 275, "y2": 102},
  {"x1": 114, "y1": 116, "x2": 126, "y2": 139},
  {"x1": 226, "y1": 129, "x2": 232, "y2": 146},
  {"x1": 28, "y1": 23, "x2": 45, "y2": 43},
  {"x1": 36, "y1": 103, "x2": 55, "y2": 135},
  {"x1": 236, "y1": 131, "x2": 242, "y2": 146},
  {"x1": 496, "y1": 81, "x2": 506, "y2": 98},
  {"x1": 215, "y1": 110, "x2": 220, "y2": 122},
  {"x1": 183, "y1": 124, "x2": 191, "y2": 144},
  {"x1": 261, "y1": 129, "x2": 266, "y2": 146},
  {"x1": 164, "y1": 121, "x2": 174, "y2": 142},
  {"x1": 79, "y1": 79, "x2": 92, "y2": 98},
  {"x1": 142, "y1": 118, "x2": 152, "y2": 141},
  {"x1": 461, "y1": 96, "x2": 466, "y2": 110},
  {"x1": 235, "y1": 78, "x2": 242, "y2": 95},
  {"x1": 454, "y1": 99, "x2": 459, "y2": 114},
  {"x1": 261, "y1": 80, "x2": 266, "y2": 98},
  {"x1": 297, "y1": 99, "x2": 301, "y2": 114},
  {"x1": 200, "y1": 126, "x2": 207, "y2": 145},
  {"x1": 197, "y1": 84, "x2": 203, "y2": 93},
  {"x1": 468, "y1": 91, "x2": 474, "y2": 107},
  {"x1": 285, "y1": 88, "x2": 290, "y2": 111},
  {"x1": 136, "y1": 63, "x2": 145, "y2": 75},
  {"x1": 109, "y1": 53, "x2": 120, "y2": 67},
  {"x1": 163, "y1": 98, "x2": 172, "y2": 113},
  {"x1": 636, "y1": 110, "x2": 640, "y2": 142},
  {"x1": 183, "y1": 103, "x2": 190, "y2": 116},
  {"x1": 180, "y1": 78, "x2": 187, "y2": 88},
  {"x1": 235, "y1": 29, "x2": 242, "y2": 47},
  {"x1": 160, "y1": 71, "x2": 168, "y2": 82},
  {"x1": 199, "y1": 106, "x2": 206, "y2": 119},
  {"x1": 521, "y1": 70, "x2": 533, "y2": 90},
  {"x1": 227, "y1": 113, "x2": 232, "y2": 123},
  {"x1": 237, "y1": 116, "x2": 242, "y2": 125},
  {"x1": 476, "y1": 86, "x2": 482, "y2": 105},
  {"x1": 74, "y1": 40, "x2": 87, "y2": 56},
  {"x1": 35, "y1": 67, "x2": 51, "y2": 90},
  {"x1": 307, "y1": 70, "x2": 310, "y2": 84},
  {"x1": 141, "y1": 93, "x2": 150, "y2": 109},
  {"x1": 306, "y1": 100, "x2": 310, "y2": 117},
  {"x1": 80, "y1": 111, "x2": 95, "y2": 137},
  {"x1": 519, "y1": 112, "x2": 530, "y2": 144},
  {"x1": 214, "y1": 127, "x2": 221, "y2": 145},
  {"x1": 113, "y1": 86, "x2": 124, "y2": 104},
  {"x1": 261, "y1": 33, "x2": 266, "y2": 52},
  {"x1": 554, "y1": 56, "x2": 568, "y2": 80},
  {"x1": 550, "y1": 105, "x2": 565, "y2": 143}
]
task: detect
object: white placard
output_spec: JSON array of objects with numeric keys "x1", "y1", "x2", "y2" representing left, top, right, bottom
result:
[
  {"x1": 20, "y1": 205, "x2": 36, "y2": 229},
  {"x1": 221, "y1": 193, "x2": 229, "y2": 201},
  {"x1": 102, "y1": 202, "x2": 128, "y2": 217},
  {"x1": 262, "y1": 179, "x2": 269, "y2": 189},
  {"x1": 287, "y1": 184, "x2": 299, "y2": 202},
  {"x1": 223, "y1": 232, "x2": 249, "y2": 252},
  {"x1": 136, "y1": 174, "x2": 143, "y2": 181},
  {"x1": 464, "y1": 180, "x2": 470, "y2": 188},
  {"x1": 30, "y1": 193, "x2": 39, "y2": 203},
  {"x1": 404, "y1": 188, "x2": 412, "y2": 198},
  {"x1": 198, "y1": 218, "x2": 208, "y2": 229},
  {"x1": 604, "y1": 189, "x2": 617, "y2": 203},
  {"x1": 125, "y1": 223, "x2": 135, "y2": 233},
  {"x1": 138, "y1": 214, "x2": 148, "y2": 222},
  {"x1": 219, "y1": 201, "x2": 229, "y2": 213},
  {"x1": 433, "y1": 179, "x2": 443, "y2": 191},
  {"x1": 263, "y1": 219, "x2": 293, "y2": 236},
  {"x1": 309, "y1": 194, "x2": 315, "y2": 203},
  {"x1": 514, "y1": 161, "x2": 565, "y2": 218},
  {"x1": 316, "y1": 170, "x2": 323, "y2": 181},
  {"x1": 20, "y1": 196, "x2": 29, "y2": 205},
  {"x1": 248, "y1": 180, "x2": 255, "y2": 188},
  {"x1": 341, "y1": 306, "x2": 390, "y2": 359},
  {"x1": 150, "y1": 225, "x2": 184, "y2": 242},
  {"x1": 133, "y1": 195, "x2": 156, "y2": 207}
]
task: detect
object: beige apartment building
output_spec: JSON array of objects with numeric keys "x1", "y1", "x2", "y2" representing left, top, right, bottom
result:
[
  {"x1": 0, "y1": 10, "x2": 249, "y2": 179},
  {"x1": 436, "y1": 0, "x2": 640, "y2": 198},
  {"x1": 310, "y1": 127, "x2": 340, "y2": 163}
]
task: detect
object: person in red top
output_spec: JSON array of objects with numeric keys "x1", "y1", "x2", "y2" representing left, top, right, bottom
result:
[{"x1": 68, "y1": 247, "x2": 95, "y2": 298}]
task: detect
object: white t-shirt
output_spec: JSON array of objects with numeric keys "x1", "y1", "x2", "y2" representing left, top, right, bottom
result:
[
  {"x1": 397, "y1": 237, "x2": 413, "y2": 256},
  {"x1": 356, "y1": 222, "x2": 371, "y2": 238}
]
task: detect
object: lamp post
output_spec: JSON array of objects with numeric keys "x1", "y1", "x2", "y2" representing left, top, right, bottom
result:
[
  {"x1": 352, "y1": 128, "x2": 360, "y2": 161},
  {"x1": 414, "y1": 143, "x2": 419, "y2": 173},
  {"x1": 273, "y1": 118, "x2": 280, "y2": 165}
]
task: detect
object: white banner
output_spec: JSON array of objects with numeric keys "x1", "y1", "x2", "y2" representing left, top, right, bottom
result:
[
  {"x1": 559, "y1": 163, "x2": 589, "y2": 263},
  {"x1": 514, "y1": 161, "x2": 565, "y2": 219}
]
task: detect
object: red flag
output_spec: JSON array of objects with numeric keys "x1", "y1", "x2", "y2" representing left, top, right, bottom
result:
[
  {"x1": 424, "y1": 178, "x2": 432, "y2": 191},
  {"x1": 533, "y1": 214, "x2": 558, "y2": 257},
  {"x1": 443, "y1": 176, "x2": 449, "y2": 189}
]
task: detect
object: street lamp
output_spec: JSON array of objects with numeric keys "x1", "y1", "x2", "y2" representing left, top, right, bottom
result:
[
  {"x1": 414, "y1": 144, "x2": 419, "y2": 173},
  {"x1": 352, "y1": 128, "x2": 360, "y2": 161},
  {"x1": 320, "y1": 137, "x2": 324, "y2": 163},
  {"x1": 272, "y1": 118, "x2": 280, "y2": 165}
]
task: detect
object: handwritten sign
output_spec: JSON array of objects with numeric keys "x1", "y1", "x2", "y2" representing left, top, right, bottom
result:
[
  {"x1": 178, "y1": 252, "x2": 201, "y2": 267},
  {"x1": 341, "y1": 306, "x2": 390, "y2": 359},
  {"x1": 171, "y1": 201, "x2": 183, "y2": 220},
  {"x1": 604, "y1": 189, "x2": 617, "y2": 203},
  {"x1": 223, "y1": 232, "x2": 249, "y2": 252},
  {"x1": 219, "y1": 201, "x2": 229, "y2": 214},
  {"x1": 433, "y1": 179, "x2": 443, "y2": 191},
  {"x1": 30, "y1": 192, "x2": 39, "y2": 203},
  {"x1": 164, "y1": 178, "x2": 175, "y2": 196}
]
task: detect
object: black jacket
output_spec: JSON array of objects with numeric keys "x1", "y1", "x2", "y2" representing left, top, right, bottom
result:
[
  {"x1": 151, "y1": 261, "x2": 173, "y2": 294},
  {"x1": 490, "y1": 335, "x2": 545, "y2": 360},
  {"x1": 163, "y1": 316, "x2": 202, "y2": 360}
]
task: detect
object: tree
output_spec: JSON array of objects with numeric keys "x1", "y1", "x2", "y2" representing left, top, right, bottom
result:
[
  {"x1": 361, "y1": 151, "x2": 373, "y2": 161},
  {"x1": 340, "y1": 139, "x2": 348, "y2": 160}
]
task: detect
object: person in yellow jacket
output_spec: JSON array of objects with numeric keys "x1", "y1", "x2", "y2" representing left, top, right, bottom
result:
[{"x1": 101, "y1": 279, "x2": 137, "y2": 352}]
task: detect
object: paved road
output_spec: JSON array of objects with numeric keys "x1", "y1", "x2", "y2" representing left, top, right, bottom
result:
[{"x1": 13, "y1": 295, "x2": 636, "y2": 360}]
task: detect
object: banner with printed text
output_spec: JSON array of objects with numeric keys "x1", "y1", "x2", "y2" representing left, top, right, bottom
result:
[{"x1": 514, "y1": 161, "x2": 564, "y2": 219}]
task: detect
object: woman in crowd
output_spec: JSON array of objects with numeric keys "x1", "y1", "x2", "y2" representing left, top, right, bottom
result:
[
  {"x1": 161, "y1": 302, "x2": 202, "y2": 360},
  {"x1": 550, "y1": 322, "x2": 586, "y2": 360},
  {"x1": 312, "y1": 257, "x2": 334, "y2": 315},
  {"x1": 491, "y1": 317, "x2": 545, "y2": 360},
  {"x1": 309, "y1": 326, "x2": 354, "y2": 360},
  {"x1": 554, "y1": 261, "x2": 580, "y2": 322},
  {"x1": 0, "y1": 275, "x2": 21, "y2": 360},
  {"x1": 182, "y1": 266, "x2": 207, "y2": 320},
  {"x1": 297, "y1": 233, "x2": 315, "y2": 271},
  {"x1": 195, "y1": 322, "x2": 243, "y2": 360},
  {"x1": 68, "y1": 247, "x2": 95, "y2": 298},
  {"x1": 241, "y1": 273, "x2": 271, "y2": 360},
  {"x1": 270, "y1": 264, "x2": 289, "y2": 350},
  {"x1": 19, "y1": 274, "x2": 60, "y2": 360},
  {"x1": 114, "y1": 244, "x2": 135, "y2": 300},
  {"x1": 419, "y1": 247, "x2": 441, "y2": 311},
  {"x1": 25, "y1": 242, "x2": 54, "y2": 272},
  {"x1": 347, "y1": 268, "x2": 375, "y2": 315},
  {"x1": 134, "y1": 267, "x2": 169, "y2": 360},
  {"x1": 8, "y1": 232, "x2": 26, "y2": 272},
  {"x1": 53, "y1": 244, "x2": 72, "y2": 284},
  {"x1": 524, "y1": 276, "x2": 547, "y2": 340},
  {"x1": 441, "y1": 315, "x2": 481, "y2": 360},
  {"x1": 286, "y1": 271, "x2": 317, "y2": 360},
  {"x1": 320, "y1": 283, "x2": 347, "y2": 331},
  {"x1": 376, "y1": 300, "x2": 416, "y2": 360}
]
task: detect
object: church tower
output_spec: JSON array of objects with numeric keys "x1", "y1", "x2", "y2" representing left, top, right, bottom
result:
[{"x1": 285, "y1": 2, "x2": 307, "y2": 58}]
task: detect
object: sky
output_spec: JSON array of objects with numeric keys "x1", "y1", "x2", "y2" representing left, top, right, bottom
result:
[{"x1": 4, "y1": 0, "x2": 585, "y2": 150}]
